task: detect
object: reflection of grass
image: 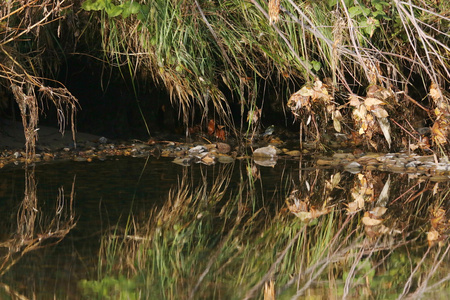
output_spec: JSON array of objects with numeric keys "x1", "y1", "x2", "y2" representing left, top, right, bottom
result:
[{"x1": 80, "y1": 164, "x2": 450, "y2": 299}]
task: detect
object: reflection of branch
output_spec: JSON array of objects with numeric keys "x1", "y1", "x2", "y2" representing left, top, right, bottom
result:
[
  {"x1": 243, "y1": 226, "x2": 305, "y2": 300},
  {"x1": 0, "y1": 169, "x2": 77, "y2": 277},
  {"x1": 0, "y1": 282, "x2": 28, "y2": 300},
  {"x1": 402, "y1": 243, "x2": 450, "y2": 298}
]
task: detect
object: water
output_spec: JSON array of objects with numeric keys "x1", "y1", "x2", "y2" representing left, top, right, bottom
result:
[
  {"x1": 0, "y1": 156, "x2": 448, "y2": 299},
  {"x1": 0, "y1": 157, "x2": 181, "y2": 298}
]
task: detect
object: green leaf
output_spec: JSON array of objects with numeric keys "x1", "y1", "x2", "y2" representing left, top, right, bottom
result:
[
  {"x1": 372, "y1": 10, "x2": 391, "y2": 20},
  {"x1": 137, "y1": 4, "x2": 150, "y2": 22},
  {"x1": 81, "y1": 0, "x2": 106, "y2": 11},
  {"x1": 361, "y1": 6, "x2": 371, "y2": 15},
  {"x1": 348, "y1": 6, "x2": 363, "y2": 18},
  {"x1": 312, "y1": 60, "x2": 322, "y2": 72},
  {"x1": 105, "y1": 3, "x2": 123, "y2": 18},
  {"x1": 122, "y1": 1, "x2": 142, "y2": 18}
]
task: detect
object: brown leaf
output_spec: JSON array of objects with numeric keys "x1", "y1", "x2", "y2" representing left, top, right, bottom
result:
[
  {"x1": 365, "y1": 97, "x2": 385, "y2": 109},
  {"x1": 427, "y1": 228, "x2": 440, "y2": 244},
  {"x1": 207, "y1": 119, "x2": 215, "y2": 135},
  {"x1": 371, "y1": 207, "x2": 387, "y2": 218},
  {"x1": 430, "y1": 207, "x2": 447, "y2": 230},
  {"x1": 362, "y1": 215, "x2": 383, "y2": 226},
  {"x1": 349, "y1": 94, "x2": 361, "y2": 107},
  {"x1": 429, "y1": 83, "x2": 441, "y2": 103},
  {"x1": 215, "y1": 128, "x2": 226, "y2": 140},
  {"x1": 268, "y1": 0, "x2": 280, "y2": 25},
  {"x1": 432, "y1": 121, "x2": 448, "y2": 145},
  {"x1": 346, "y1": 201, "x2": 361, "y2": 214}
]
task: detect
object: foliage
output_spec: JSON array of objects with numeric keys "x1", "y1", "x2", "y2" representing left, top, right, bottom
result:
[
  {"x1": 1, "y1": 0, "x2": 450, "y2": 153},
  {"x1": 76, "y1": 0, "x2": 450, "y2": 152}
]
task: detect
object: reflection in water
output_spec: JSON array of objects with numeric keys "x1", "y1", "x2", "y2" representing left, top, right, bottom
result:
[
  {"x1": 0, "y1": 167, "x2": 76, "y2": 297},
  {"x1": 0, "y1": 157, "x2": 449, "y2": 299},
  {"x1": 81, "y1": 158, "x2": 449, "y2": 299}
]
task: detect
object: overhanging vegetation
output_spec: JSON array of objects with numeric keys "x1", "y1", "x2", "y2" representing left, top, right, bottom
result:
[{"x1": 1, "y1": 0, "x2": 450, "y2": 153}]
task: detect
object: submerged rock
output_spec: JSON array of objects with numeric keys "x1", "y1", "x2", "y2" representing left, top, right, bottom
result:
[
  {"x1": 254, "y1": 156, "x2": 278, "y2": 167},
  {"x1": 217, "y1": 154, "x2": 234, "y2": 164},
  {"x1": 173, "y1": 156, "x2": 195, "y2": 166}
]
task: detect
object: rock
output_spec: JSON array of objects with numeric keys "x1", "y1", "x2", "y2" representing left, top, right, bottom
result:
[
  {"x1": 333, "y1": 153, "x2": 355, "y2": 160},
  {"x1": 189, "y1": 145, "x2": 207, "y2": 155},
  {"x1": 253, "y1": 145, "x2": 278, "y2": 158},
  {"x1": 216, "y1": 142, "x2": 231, "y2": 154}
]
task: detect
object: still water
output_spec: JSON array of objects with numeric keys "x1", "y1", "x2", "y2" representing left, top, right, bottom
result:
[{"x1": 0, "y1": 156, "x2": 448, "y2": 299}]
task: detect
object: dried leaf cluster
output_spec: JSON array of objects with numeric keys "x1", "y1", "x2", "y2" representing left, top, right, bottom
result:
[{"x1": 430, "y1": 83, "x2": 450, "y2": 146}]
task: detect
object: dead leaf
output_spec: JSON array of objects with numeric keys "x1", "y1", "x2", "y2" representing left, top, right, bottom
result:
[
  {"x1": 264, "y1": 279, "x2": 275, "y2": 300},
  {"x1": 365, "y1": 97, "x2": 385, "y2": 109},
  {"x1": 362, "y1": 214, "x2": 383, "y2": 226},
  {"x1": 330, "y1": 172, "x2": 341, "y2": 189},
  {"x1": 430, "y1": 207, "x2": 447, "y2": 230},
  {"x1": 429, "y1": 83, "x2": 441, "y2": 103},
  {"x1": 200, "y1": 153, "x2": 215, "y2": 165},
  {"x1": 215, "y1": 127, "x2": 226, "y2": 140},
  {"x1": 371, "y1": 107, "x2": 389, "y2": 118},
  {"x1": 427, "y1": 228, "x2": 440, "y2": 245},
  {"x1": 349, "y1": 94, "x2": 361, "y2": 107},
  {"x1": 378, "y1": 117, "x2": 392, "y2": 148},
  {"x1": 432, "y1": 121, "x2": 448, "y2": 145},
  {"x1": 371, "y1": 207, "x2": 388, "y2": 218},
  {"x1": 207, "y1": 119, "x2": 215, "y2": 135},
  {"x1": 247, "y1": 107, "x2": 261, "y2": 123},
  {"x1": 432, "y1": 182, "x2": 439, "y2": 196},
  {"x1": 351, "y1": 191, "x2": 365, "y2": 209},
  {"x1": 376, "y1": 175, "x2": 391, "y2": 207}
]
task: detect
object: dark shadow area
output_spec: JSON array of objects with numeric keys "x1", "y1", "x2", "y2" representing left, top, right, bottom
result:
[{"x1": 40, "y1": 56, "x2": 180, "y2": 140}]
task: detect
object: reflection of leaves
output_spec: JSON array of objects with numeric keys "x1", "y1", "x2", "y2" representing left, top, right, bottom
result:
[
  {"x1": 376, "y1": 175, "x2": 391, "y2": 207},
  {"x1": 286, "y1": 189, "x2": 332, "y2": 222},
  {"x1": 428, "y1": 206, "x2": 449, "y2": 246},
  {"x1": 332, "y1": 110, "x2": 343, "y2": 132}
]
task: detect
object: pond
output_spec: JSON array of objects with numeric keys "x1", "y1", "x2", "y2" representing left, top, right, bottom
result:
[{"x1": 0, "y1": 155, "x2": 449, "y2": 299}]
